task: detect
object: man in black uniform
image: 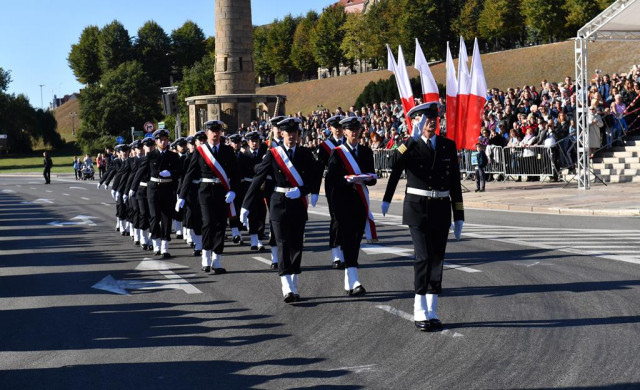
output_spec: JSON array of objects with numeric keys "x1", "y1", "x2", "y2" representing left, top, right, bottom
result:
[
  {"x1": 172, "y1": 138, "x2": 189, "y2": 241},
  {"x1": 237, "y1": 131, "x2": 268, "y2": 251},
  {"x1": 43, "y1": 151, "x2": 52, "y2": 184},
  {"x1": 313, "y1": 114, "x2": 346, "y2": 269},
  {"x1": 133, "y1": 129, "x2": 182, "y2": 258},
  {"x1": 326, "y1": 116, "x2": 377, "y2": 296},
  {"x1": 382, "y1": 101, "x2": 464, "y2": 332},
  {"x1": 179, "y1": 132, "x2": 205, "y2": 256},
  {"x1": 263, "y1": 116, "x2": 286, "y2": 269},
  {"x1": 128, "y1": 137, "x2": 154, "y2": 250},
  {"x1": 97, "y1": 144, "x2": 124, "y2": 232},
  {"x1": 176, "y1": 120, "x2": 240, "y2": 274},
  {"x1": 240, "y1": 117, "x2": 319, "y2": 303},
  {"x1": 123, "y1": 141, "x2": 143, "y2": 245},
  {"x1": 228, "y1": 133, "x2": 245, "y2": 244},
  {"x1": 111, "y1": 144, "x2": 132, "y2": 236}
]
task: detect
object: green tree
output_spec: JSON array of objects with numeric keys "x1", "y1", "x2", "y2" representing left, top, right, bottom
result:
[
  {"x1": 204, "y1": 36, "x2": 216, "y2": 59},
  {"x1": 361, "y1": 0, "x2": 404, "y2": 67},
  {"x1": 135, "y1": 21, "x2": 172, "y2": 86},
  {"x1": 266, "y1": 15, "x2": 298, "y2": 80},
  {"x1": 99, "y1": 20, "x2": 133, "y2": 72},
  {"x1": 311, "y1": 4, "x2": 347, "y2": 75},
  {"x1": 68, "y1": 25, "x2": 102, "y2": 84},
  {"x1": 291, "y1": 11, "x2": 319, "y2": 78},
  {"x1": 452, "y1": 0, "x2": 483, "y2": 42},
  {"x1": 77, "y1": 61, "x2": 161, "y2": 151},
  {"x1": 0, "y1": 67, "x2": 11, "y2": 91},
  {"x1": 341, "y1": 12, "x2": 367, "y2": 69},
  {"x1": 477, "y1": 0, "x2": 523, "y2": 49},
  {"x1": 170, "y1": 21, "x2": 206, "y2": 81},
  {"x1": 520, "y1": 0, "x2": 567, "y2": 43},
  {"x1": 400, "y1": 0, "x2": 440, "y2": 60},
  {"x1": 564, "y1": 0, "x2": 603, "y2": 33},
  {"x1": 253, "y1": 25, "x2": 274, "y2": 85}
]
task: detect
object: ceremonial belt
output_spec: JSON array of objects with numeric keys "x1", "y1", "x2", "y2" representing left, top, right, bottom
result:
[
  {"x1": 150, "y1": 177, "x2": 172, "y2": 183},
  {"x1": 274, "y1": 186, "x2": 292, "y2": 193},
  {"x1": 242, "y1": 177, "x2": 253, "y2": 182},
  {"x1": 270, "y1": 146, "x2": 308, "y2": 208},
  {"x1": 201, "y1": 177, "x2": 222, "y2": 184},
  {"x1": 407, "y1": 187, "x2": 450, "y2": 198},
  {"x1": 139, "y1": 182, "x2": 148, "y2": 187},
  {"x1": 334, "y1": 144, "x2": 377, "y2": 242},
  {"x1": 192, "y1": 179, "x2": 202, "y2": 184}
]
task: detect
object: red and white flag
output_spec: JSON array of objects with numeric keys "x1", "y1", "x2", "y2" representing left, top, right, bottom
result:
[
  {"x1": 455, "y1": 36, "x2": 471, "y2": 150},
  {"x1": 387, "y1": 44, "x2": 415, "y2": 127},
  {"x1": 414, "y1": 38, "x2": 439, "y2": 103},
  {"x1": 464, "y1": 38, "x2": 488, "y2": 150},
  {"x1": 445, "y1": 42, "x2": 458, "y2": 145}
]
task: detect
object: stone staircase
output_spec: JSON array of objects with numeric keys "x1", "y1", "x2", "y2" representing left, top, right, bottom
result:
[{"x1": 591, "y1": 135, "x2": 640, "y2": 183}]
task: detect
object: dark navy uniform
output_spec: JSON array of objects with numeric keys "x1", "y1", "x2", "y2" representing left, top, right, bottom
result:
[
  {"x1": 325, "y1": 116, "x2": 376, "y2": 296},
  {"x1": 264, "y1": 116, "x2": 286, "y2": 268},
  {"x1": 237, "y1": 132, "x2": 268, "y2": 250},
  {"x1": 241, "y1": 117, "x2": 319, "y2": 302},
  {"x1": 313, "y1": 114, "x2": 346, "y2": 269},
  {"x1": 383, "y1": 102, "x2": 464, "y2": 332},
  {"x1": 180, "y1": 133, "x2": 205, "y2": 256},
  {"x1": 129, "y1": 137, "x2": 155, "y2": 251}
]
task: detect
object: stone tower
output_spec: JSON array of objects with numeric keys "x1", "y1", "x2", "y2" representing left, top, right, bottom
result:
[{"x1": 215, "y1": 0, "x2": 255, "y2": 127}]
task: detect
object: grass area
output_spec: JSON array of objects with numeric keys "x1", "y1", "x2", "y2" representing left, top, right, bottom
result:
[
  {"x1": 0, "y1": 145, "x2": 82, "y2": 174},
  {"x1": 257, "y1": 40, "x2": 640, "y2": 114},
  {"x1": 53, "y1": 97, "x2": 81, "y2": 143}
]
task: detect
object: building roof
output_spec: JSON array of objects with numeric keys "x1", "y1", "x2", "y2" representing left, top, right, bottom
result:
[{"x1": 335, "y1": 0, "x2": 366, "y2": 13}]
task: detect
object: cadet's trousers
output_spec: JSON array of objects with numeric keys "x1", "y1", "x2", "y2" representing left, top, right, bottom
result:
[
  {"x1": 147, "y1": 182, "x2": 175, "y2": 241},
  {"x1": 271, "y1": 217, "x2": 306, "y2": 276},
  {"x1": 336, "y1": 203, "x2": 366, "y2": 268},
  {"x1": 199, "y1": 182, "x2": 227, "y2": 254},
  {"x1": 136, "y1": 187, "x2": 150, "y2": 231},
  {"x1": 183, "y1": 183, "x2": 202, "y2": 235}
]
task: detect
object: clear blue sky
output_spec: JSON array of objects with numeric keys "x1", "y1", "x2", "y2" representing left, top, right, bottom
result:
[{"x1": 0, "y1": 0, "x2": 334, "y2": 109}]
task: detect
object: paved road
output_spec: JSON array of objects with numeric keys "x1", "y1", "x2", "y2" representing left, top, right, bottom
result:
[{"x1": 1, "y1": 175, "x2": 639, "y2": 389}]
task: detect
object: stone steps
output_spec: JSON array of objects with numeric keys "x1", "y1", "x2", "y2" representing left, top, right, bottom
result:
[{"x1": 591, "y1": 134, "x2": 640, "y2": 183}]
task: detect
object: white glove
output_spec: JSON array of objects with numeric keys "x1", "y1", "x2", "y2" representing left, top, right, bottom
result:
[
  {"x1": 96, "y1": 183, "x2": 101, "y2": 190},
  {"x1": 454, "y1": 220, "x2": 464, "y2": 241},
  {"x1": 381, "y1": 201, "x2": 390, "y2": 216},
  {"x1": 175, "y1": 198, "x2": 185, "y2": 212},
  {"x1": 123, "y1": 194, "x2": 128, "y2": 202},
  {"x1": 311, "y1": 194, "x2": 319, "y2": 207},
  {"x1": 159, "y1": 170, "x2": 171, "y2": 178},
  {"x1": 225, "y1": 191, "x2": 236, "y2": 204},
  {"x1": 115, "y1": 191, "x2": 121, "y2": 201},
  {"x1": 128, "y1": 190, "x2": 135, "y2": 199},
  {"x1": 240, "y1": 207, "x2": 250, "y2": 228},
  {"x1": 285, "y1": 187, "x2": 301, "y2": 199},
  {"x1": 412, "y1": 116, "x2": 427, "y2": 140},
  {"x1": 111, "y1": 190, "x2": 116, "y2": 199}
]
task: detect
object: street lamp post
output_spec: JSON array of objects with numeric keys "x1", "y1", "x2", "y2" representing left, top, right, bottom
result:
[
  {"x1": 69, "y1": 112, "x2": 77, "y2": 135},
  {"x1": 39, "y1": 84, "x2": 45, "y2": 110}
]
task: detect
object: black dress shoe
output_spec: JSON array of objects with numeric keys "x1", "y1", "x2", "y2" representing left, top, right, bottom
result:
[
  {"x1": 201, "y1": 266, "x2": 211, "y2": 273},
  {"x1": 293, "y1": 294, "x2": 300, "y2": 302},
  {"x1": 250, "y1": 245, "x2": 258, "y2": 250},
  {"x1": 147, "y1": 245, "x2": 154, "y2": 251},
  {"x1": 134, "y1": 241, "x2": 140, "y2": 246},
  {"x1": 270, "y1": 263, "x2": 278, "y2": 270},
  {"x1": 428, "y1": 318, "x2": 444, "y2": 332},
  {"x1": 190, "y1": 242, "x2": 195, "y2": 248},
  {"x1": 176, "y1": 234, "x2": 183, "y2": 240},
  {"x1": 121, "y1": 231, "x2": 127, "y2": 236},
  {"x1": 212, "y1": 268, "x2": 226, "y2": 275},
  {"x1": 332, "y1": 260, "x2": 345, "y2": 270},
  {"x1": 283, "y1": 292, "x2": 296, "y2": 303},
  {"x1": 415, "y1": 320, "x2": 431, "y2": 332},
  {"x1": 141, "y1": 244, "x2": 149, "y2": 250},
  {"x1": 193, "y1": 250, "x2": 202, "y2": 256},
  {"x1": 115, "y1": 227, "x2": 120, "y2": 232},
  {"x1": 161, "y1": 253, "x2": 171, "y2": 259},
  {"x1": 233, "y1": 235, "x2": 242, "y2": 244},
  {"x1": 154, "y1": 251, "x2": 161, "y2": 256},
  {"x1": 350, "y1": 285, "x2": 366, "y2": 297}
]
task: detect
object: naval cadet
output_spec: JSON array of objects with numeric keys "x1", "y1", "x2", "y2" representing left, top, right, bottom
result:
[
  {"x1": 237, "y1": 131, "x2": 268, "y2": 251},
  {"x1": 98, "y1": 144, "x2": 124, "y2": 232},
  {"x1": 172, "y1": 137, "x2": 189, "y2": 241},
  {"x1": 111, "y1": 144, "x2": 132, "y2": 236},
  {"x1": 176, "y1": 120, "x2": 240, "y2": 274},
  {"x1": 123, "y1": 140, "x2": 143, "y2": 246},
  {"x1": 240, "y1": 117, "x2": 319, "y2": 303},
  {"x1": 179, "y1": 132, "x2": 205, "y2": 256},
  {"x1": 325, "y1": 116, "x2": 377, "y2": 296},
  {"x1": 382, "y1": 101, "x2": 464, "y2": 332},
  {"x1": 264, "y1": 115, "x2": 286, "y2": 269},
  {"x1": 132, "y1": 129, "x2": 182, "y2": 258},
  {"x1": 128, "y1": 137, "x2": 155, "y2": 251},
  {"x1": 228, "y1": 133, "x2": 246, "y2": 244},
  {"x1": 313, "y1": 114, "x2": 346, "y2": 269}
]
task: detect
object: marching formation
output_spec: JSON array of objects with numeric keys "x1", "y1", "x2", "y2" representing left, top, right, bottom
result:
[{"x1": 96, "y1": 102, "x2": 465, "y2": 332}]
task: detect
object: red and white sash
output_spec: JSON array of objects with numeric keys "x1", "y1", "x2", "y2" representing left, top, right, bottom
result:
[
  {"x1": 335, "y1": 144, "x2": 377, "y2": 242},
  {"x1": 197, "y1": 144, "x2": 236, "y2": 217},
  {"x1": 320, "y1": 139, "x2": 337, "y2": 155},
  {"x1": 270, "y1": 146, "x2": 308, "y2": 208}
]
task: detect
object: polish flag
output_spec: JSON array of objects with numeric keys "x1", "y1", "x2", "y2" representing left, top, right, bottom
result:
[
  {"x1": 455, "y1": 36, "x2": 471, "y2": 150},
  {"x1": 387, "y1": 44, "x2": 415, "y2": 128},
  {"x1": 464, "y1": 38, "x2": 488, "y2": 150},
  {"x1": 445, "y1": 42, "x2": 458, "y2": 145},
  {"x1": 414, "y1": 38, "x2": 439, "y2": 103}
]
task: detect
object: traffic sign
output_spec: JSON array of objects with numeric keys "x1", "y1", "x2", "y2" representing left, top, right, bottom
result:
[
  {"x1": 157, "y1": 121, "x2": 166, "y2": 129},
  {"x1": 116, "y1": 136, "x2": 125, "y2": 144},
  {"x1": 144, "y1": 122, "x2": 155, "y2": 133}
]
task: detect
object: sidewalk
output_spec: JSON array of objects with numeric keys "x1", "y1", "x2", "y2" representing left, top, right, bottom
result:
[{"x1": 367, "y1": 177, "x2": 640, "y2": 217}]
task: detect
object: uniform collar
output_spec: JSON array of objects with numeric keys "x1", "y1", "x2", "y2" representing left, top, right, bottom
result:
[{"x1": 421, "y1": 134, "x2": 436, "y2": 148}]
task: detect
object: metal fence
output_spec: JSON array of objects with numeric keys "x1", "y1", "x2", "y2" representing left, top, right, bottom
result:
[{"x1": 373, "y1": 145, "x2": 562, "y2": 180}]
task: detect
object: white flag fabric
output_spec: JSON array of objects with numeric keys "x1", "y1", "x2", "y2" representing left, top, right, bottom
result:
[
  {"x1": 386, "y1": 44, "x2": 415, "y2": 127},
  {"x1": 464, "y1": 37, "x2": 488, "y2": 150},
  {"x1": 445, "y1": 42, "x2": 458, "y2": 145},
  {"x1": 455, "y1": 36, "x2": 471, "y2": 150},
  {"x1": 414, "y1": 38, "x2": 439, "y2": 103}
]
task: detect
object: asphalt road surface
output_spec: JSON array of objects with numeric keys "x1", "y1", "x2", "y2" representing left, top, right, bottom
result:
[{"x1": 1, "y1": 175, "x2": 639, "y2": 389}]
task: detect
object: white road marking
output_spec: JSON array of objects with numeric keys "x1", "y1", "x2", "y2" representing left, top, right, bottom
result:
[
  {"x1": 329, "y1": 364, "x2": 377, "y2": 373},
  {"x1": 29, "y1": 187, "x2": 36, "y2": 190},
  {"x1": 69, "y1": 186, "x2": 86, "y2": 190},
  {"x1": 252, "y1": 256, "x2": 272, "y2": 265},
  {"x1": 46, "y1": 190, "x2": 52, "y2": 193},
  {"x1": 361, "y1": 244, "x2": 482, "y2": 273},
  {"x1": 20, "y1": 198, "x2": 53, "y2": 204},
  {"x1": 63, "y1": 193, "x2": 70, "y2": 196},
  {"x1": 376, "y1": 305, "x2": 464, "y2": 338},
  {"x1": 81, "y1": 197, "x2": 90, "y2": 201},
  {"x1": 1, "y1": 189, "x2": 16, "y2": 193},
  {"x1": 101, "y1": 202, "x2": 110, "y2": 206},
  {"x1": 47, "y1": 215, "x2": 98, "y2": 227}
]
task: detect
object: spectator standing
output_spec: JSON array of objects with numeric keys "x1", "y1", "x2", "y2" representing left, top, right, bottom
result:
[
  {"x1": 73, "y1": 156, "x2": 81, "y2": 180},
  {"x1": 43, "y1": 151, "x2": 52, "y2": 184},
  {"x1": 474, "y1": 143, "x2": 488, "y2": 192}
]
